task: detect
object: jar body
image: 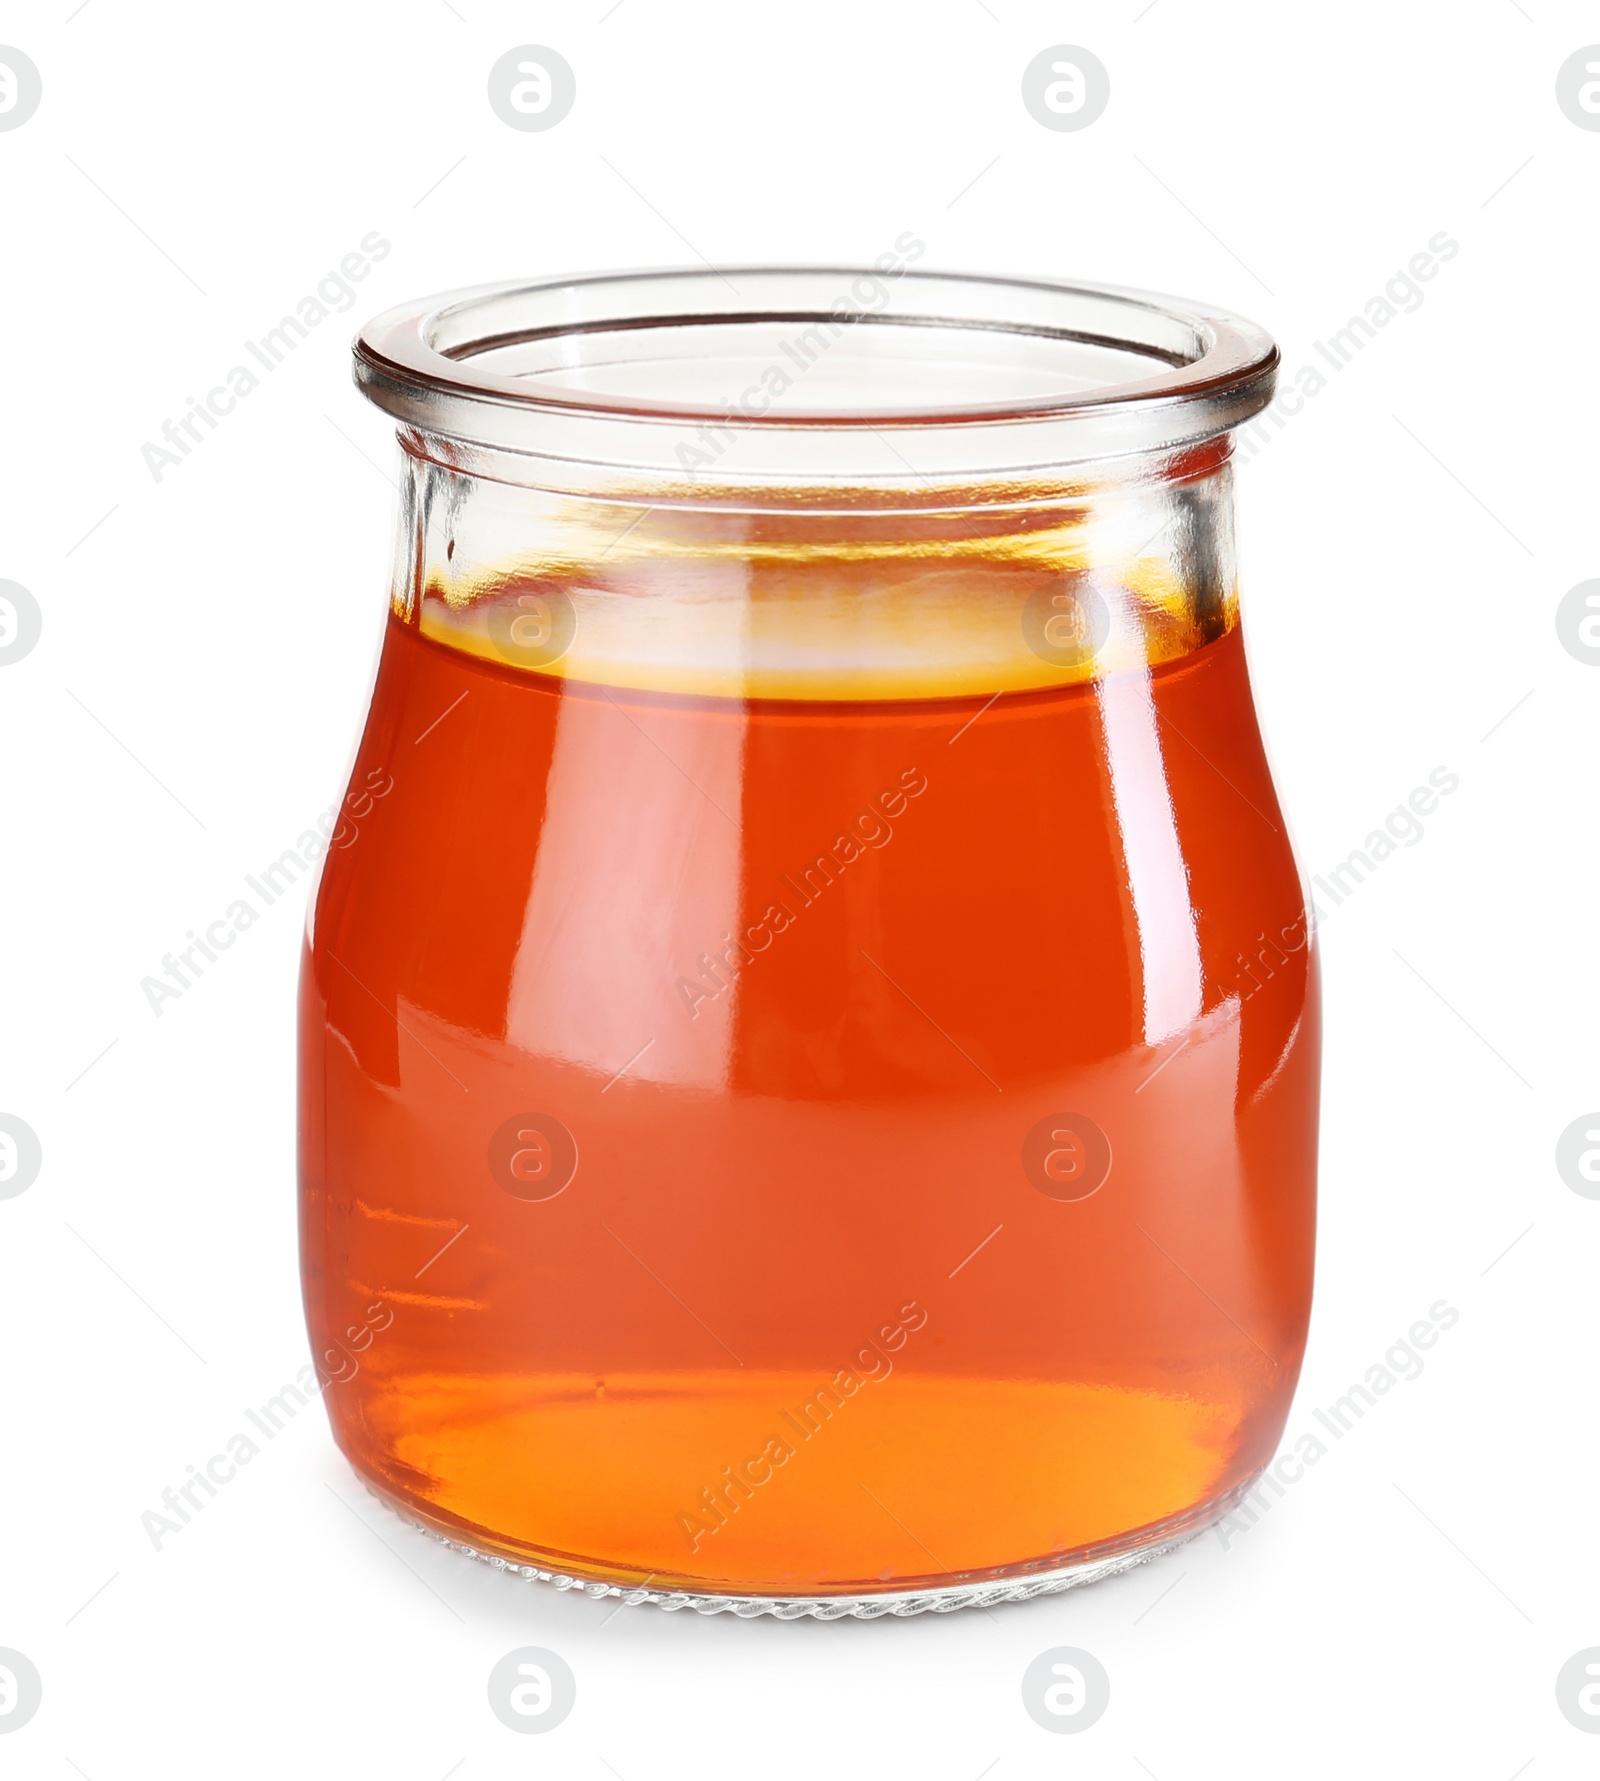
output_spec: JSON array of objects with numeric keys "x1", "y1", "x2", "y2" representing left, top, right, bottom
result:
[{"x1": 299, "y1": 438, "x2": 1318, "y2": 1608}]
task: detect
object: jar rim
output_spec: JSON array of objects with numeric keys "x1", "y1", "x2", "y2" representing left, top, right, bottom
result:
[{"x1": 353, "y1": 267, "x2": 1278, "y2": 490}]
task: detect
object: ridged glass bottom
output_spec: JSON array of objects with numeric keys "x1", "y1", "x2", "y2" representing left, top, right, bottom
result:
[{"x1": 360, "y1": 1469, "x2": 1263, "y2": 1620}]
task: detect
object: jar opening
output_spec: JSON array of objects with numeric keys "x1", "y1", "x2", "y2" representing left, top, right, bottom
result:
[{"x1": 355, "y1": 268, "x2": 1277, "y2": 493}]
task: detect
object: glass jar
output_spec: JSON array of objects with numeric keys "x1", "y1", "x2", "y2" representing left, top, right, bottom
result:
[{"x1": 299, "y1": 268, "x2": 1318, "y2": 1618}]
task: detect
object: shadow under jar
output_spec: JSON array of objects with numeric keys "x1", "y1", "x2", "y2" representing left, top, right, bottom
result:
[{"x1": 299, "y1": 268, "x2": 1319, "y2": 1618}]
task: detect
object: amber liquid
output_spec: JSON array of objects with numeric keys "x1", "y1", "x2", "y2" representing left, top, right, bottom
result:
[{"x1": 301, "y1": 604, "x2": 1317, "y2": 1597}]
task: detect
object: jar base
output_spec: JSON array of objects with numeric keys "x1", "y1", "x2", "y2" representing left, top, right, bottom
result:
[{"x1": 356, "y1": 1468, "x2": 1262, "y2": 1620}]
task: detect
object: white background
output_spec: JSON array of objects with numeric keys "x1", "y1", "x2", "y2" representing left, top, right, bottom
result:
[{"x1": 2, "y1": 2, "x2": 1596, "y2": 1774}]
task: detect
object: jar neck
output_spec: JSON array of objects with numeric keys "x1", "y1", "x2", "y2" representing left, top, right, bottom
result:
[{"x1": 385, "y1": 434, "x2": 1241, "y2": 704}]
